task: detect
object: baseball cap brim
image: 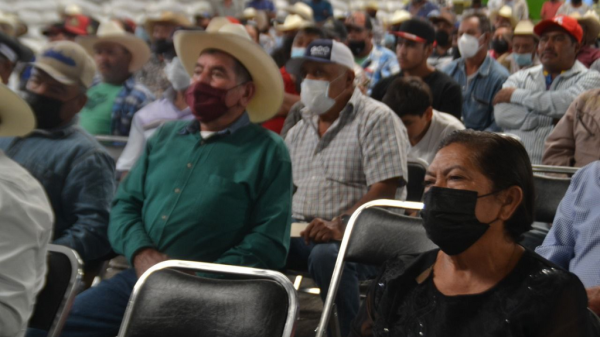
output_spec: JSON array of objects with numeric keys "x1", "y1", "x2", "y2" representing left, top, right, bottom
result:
[
  {"x1": 393, "y1": 31, "x2": 427, "y2": 43},
  {"x1": 30, "y1": 62, "x2": 78, "y2": 86},
  {"x1": 286, "y1": 55, "x2": 353, "y2": 76},
  {"x1": 534, "y1": 20, "x2": 582, "y2": 43}
]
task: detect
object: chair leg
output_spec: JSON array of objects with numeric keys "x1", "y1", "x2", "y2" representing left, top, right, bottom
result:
[
  {"x1": 293, "y1": 275, "x2": 303, "y2": 291},
  {"x1": 328, "y1": 304, "x2": 342, "y2": 337}
]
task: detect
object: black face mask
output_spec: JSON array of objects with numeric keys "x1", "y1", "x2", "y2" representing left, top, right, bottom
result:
[
  {"x1": 435, "y1": 30, "x2": 450, "y2": 47},
  {"x1": 421, "y1": 186, "x2": 498, "y2": 255},
  {"x1": 151, "y1": 38, "x2": 174, "y2": 56},
  {"x1": 491, "y1": 38, "x2": 509, "y2": 55},
  {"x1": 348, "y1": 40, "x2": 367, "y2": 56},
  {"x1": 24, "y1": 91, "x2": 64, "y2": 130}
]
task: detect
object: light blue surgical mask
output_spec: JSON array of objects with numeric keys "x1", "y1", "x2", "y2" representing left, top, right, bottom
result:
[
  {"x1": 383, "y1": 32, "x2": 396, "y2": 48},
  {"x1": 513, "y1": 52, "x2": 533, "y2": 67},
  {"x1": 291, "y1": 47, "x2": 306, "y2": 58}
]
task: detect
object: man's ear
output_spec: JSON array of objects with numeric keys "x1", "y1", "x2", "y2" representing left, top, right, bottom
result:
[
  {"x1": 76, "y1": 94, "x2": 88, "y2": 112},
  {"x1": 498, "y1": 185, "x2": 524, "y2": 222},
  {"x1": 241, "y1": 82, "x2": 256, "y2": 105},
  {"x1": 425, "y1": 106, "x2": 433, "y2": 122},
  {"x1": 346, "y1": 70, "x2": 355, "y2": 88}
]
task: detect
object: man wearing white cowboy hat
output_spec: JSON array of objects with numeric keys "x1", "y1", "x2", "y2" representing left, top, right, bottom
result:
[
  {"x1": 498, "y1": 20, "x2": 540, "y2": 74},
  {"x1": 0, "y1": 84, "x2": 53, "y2": 337},
  {"x1": 489, "y1": 5, "x2": 519, "y2": 30},
  {"x1": 571, "y1": 10, "x2": 600, "y2": 68},
  {"x1": 77, "y1": 20, "x2": 154, "y2": 136},
  {"x1": 487, "y1": 0, "x2": 529, "y2": 21},
  {"x1": 0, "y1": 41, "x2": 116, "y2": 271},
  {"x1": 36, "y1": 23, "x2": 292, "y2": 337}
]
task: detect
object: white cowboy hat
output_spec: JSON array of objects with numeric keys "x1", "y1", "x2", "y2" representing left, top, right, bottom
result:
[
  {"x1": 145, "y1": 11, "x2": 192, "y2": 36},
  {"x1": 490, "y1": 6, "x2": 518, "y2": 28},
  {"x1": 571, "y1": 10, "x2": 600, "y2": 41},
  {"x1": 0, "y1": 84, "x2": 35, "y2": 136},
  {"x1": 275, "y1": 14, "x2": 311, "y2": 32},
  {"x1": 77, "y1": 20, "x2": 151, "y2": 73},
  {"x1": 514, "y1": 20, "x2": 536, "y2": 36},
  {"x1": 387, "y1": 9, "x2": 411, "y2": 26},
  {"x1": 242, "y1": 7, "x2": 257, "y2": 20},
  {"x1": 174, "y1": 24, "x2": 284, "y2": 123},
  {"x1": 286, "y1": 2, "x2": 314, "y2": 21}
]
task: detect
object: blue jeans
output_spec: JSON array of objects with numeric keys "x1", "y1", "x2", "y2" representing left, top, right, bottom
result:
[
  {"x1": 27, "y1": 268, "x2": 138, "y2": 337},
  {"x1": 288, "y1": 238, "x2": 379, "y2": 337}
]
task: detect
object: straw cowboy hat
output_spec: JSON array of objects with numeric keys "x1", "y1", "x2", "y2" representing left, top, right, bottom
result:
[
  {"x1": 570, "y1": 10, "x2": 600, "y2": 43},
  {"x1": 490, "y1": 6, "x2": 518, "y2": 28},
  {"x1": 242, "y1": 7, "x2": 257, "y2": 20},
  {"x1": 387, "y1": 10, "x2": 411, "y2": 26},
  {"x1": 77, "y1": 20, "x2": 151, "y2": 73},
  {"x1": 174, "y1": 23, "x2": 284, "y2": 123},
  {"x1": 286, "y1": 2, "x2": 314, "y2": 21},
  {"x1": 275, "y1": 14, "x2": 311, "y2": 32},
  {"x1": 514, "y1": 20, "x2": 537, "y2": 37},
  {"x1": 0, "y1": 84, "x2": 35, "y2": 136},
  {"x1": 145, "y1": 11, "x2": 191, "y2": 36}
]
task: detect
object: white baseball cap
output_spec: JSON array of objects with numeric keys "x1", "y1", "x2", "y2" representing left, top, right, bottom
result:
[{"x1": 286, "y1": 39, "x2": 355, "y2": 74}]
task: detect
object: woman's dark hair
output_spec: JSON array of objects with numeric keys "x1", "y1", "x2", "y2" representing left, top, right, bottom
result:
[{"x1": 438, "y1": 130, "x2": 535, "y2": 241}]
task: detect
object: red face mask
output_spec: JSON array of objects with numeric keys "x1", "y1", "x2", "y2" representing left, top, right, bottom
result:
[{"x1": 185, "y1": 82, "x2": 242, "y2": 123}]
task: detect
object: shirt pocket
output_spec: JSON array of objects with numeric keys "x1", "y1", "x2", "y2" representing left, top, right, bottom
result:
[
  {"x1": 322, "y1": 138, "x2": 365, "y2": 186},
  {"x1": 200, "y1": 174, "x2": 250, "y2": 230}
]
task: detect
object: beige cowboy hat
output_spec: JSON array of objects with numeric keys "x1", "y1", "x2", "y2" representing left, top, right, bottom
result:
[
  {"x1": 77, "y1": 20, "x2": 151, "y2": 73},
  {"x1": 490, "y1": 6, "x2": 518, "y2": 28},
  {"x1": 275, "y1": 14, "x2": 311, "y2": 32},
  {"x1": 0, "y1": 11, "x2": 16, "y2": 37},
  {"x1": 0, "y1": 84, "x2": 35, "y2": 136},
  {"x1": 145, "y1": 11, "x2": 191, "y2": 36},
  {"x1": 242, "y1": 7, "x2": 257, "y2": 20},
  {"x1": 387, "y1": 10, "x2": 411, "y2": 26},
  {"x1": 286, "y1": 2, "x2": 314, "y2": 21},
  {"x1": 174, "y1": 23, "x2": 284, "y2": 123},
  {"x1": 514, "y1": 20, "x2": 535, "y2": 36},
  {"x1": 570, "y1": 10, "x2": 600, "y2": 42}
]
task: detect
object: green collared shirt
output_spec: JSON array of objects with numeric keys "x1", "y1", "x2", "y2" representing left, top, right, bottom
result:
[{"x1": 109, "y1": 113, "x2": 293, "y2": 270}]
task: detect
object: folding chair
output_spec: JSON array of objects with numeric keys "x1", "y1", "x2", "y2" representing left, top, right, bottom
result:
[
  {"x1": 533, "y1": 174, "x2": 572, "y2": 224},
  {"x1": 407, "y1": 158, "x2": 428, "y2": 202},
  {"x1": 28, "y1": 244, "x2": 83, "y2": 337},
  {"x1": 118, "y1": 260, "x2": 298, "y2": 337},
  {"x1": 315, "y1": 200, "x2": 436, "y2": 337},
  {"x1": 532, "y1": 164, "x2": 579, "y2": 176}
]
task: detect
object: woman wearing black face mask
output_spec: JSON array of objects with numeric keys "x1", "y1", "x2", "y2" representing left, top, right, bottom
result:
[{"x1": 350, "y1": 130, "x2": 600, "y2": 337}]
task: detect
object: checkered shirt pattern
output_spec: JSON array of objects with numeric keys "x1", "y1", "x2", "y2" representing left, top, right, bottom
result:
[
  {"x1": 285, "y1": 88, "x2": 409, "y2": 221},
  {"x1": 536, "y1": 161, "x2": 600, "y2": 288},
  {"x1": 494, "y1": 61, "x2": 600, "y2": 164}
]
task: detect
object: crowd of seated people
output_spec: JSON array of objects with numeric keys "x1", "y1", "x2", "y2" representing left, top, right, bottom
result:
[{"x1": 2, "y1": 0, "x2": 600, "y2": 336}]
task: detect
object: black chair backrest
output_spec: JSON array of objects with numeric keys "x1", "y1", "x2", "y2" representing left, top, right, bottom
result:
[
  {"x1": 28, "y1": 250, "x2": 74, "y2": 330},
  {"x1": 533, "y1": 174, "x2": 571, "y2": 224},
  {"x1": 407, "y1": 161, "x2": 427, "y2": 202},
  {"x1": 123, "y1": 269, "x2": 290, "y2": 337},
  {"x1": 346, "y1": 207, "x2": 437, "y2": 265}
]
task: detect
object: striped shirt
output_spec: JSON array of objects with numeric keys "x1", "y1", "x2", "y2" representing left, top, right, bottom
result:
[
  {"x1": 536, "y1": 161, "x2": 600, "y2": 288},
  {"x1": 494, "y1": 61, "x2": 600, "y2": 164},
  {"x1": 285, "y1": 88, "x2": 409, "y2": 221}
]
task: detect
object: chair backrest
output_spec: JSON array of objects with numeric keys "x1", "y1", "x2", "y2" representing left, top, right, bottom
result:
[
  {"x1": 118, "y1": 261, "x2": 298, "y2": 337},
  {"x1": 533, "y1": 174, "x2": 571, "y2": 224},
  {"x1": 532, "y1": 165, "x2": 578, "y2": 176},
  {"x1": 406, "y1": 159, "x2": 428, "y2": 202},
  {"x1": 315, "y1": 200, "x2": 434, "y2": 337},
  {"x1": 28, "y1": 244, "x2": 82, "y2": 337}
]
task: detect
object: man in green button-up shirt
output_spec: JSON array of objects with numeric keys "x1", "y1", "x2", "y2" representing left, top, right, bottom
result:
[{"x1": 30, "y1": 23, "x2": 293, "y2": 337}]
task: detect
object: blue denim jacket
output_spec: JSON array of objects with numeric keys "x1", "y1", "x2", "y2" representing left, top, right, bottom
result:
[
  {"x1": 0, "y1": 120, "x2": 116, "y2": 263},
  {"x1": 442, "y1": 55, "x2": 509, "y2": 131}
]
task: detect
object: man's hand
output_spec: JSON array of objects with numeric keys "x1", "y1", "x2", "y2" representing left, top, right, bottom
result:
[
  {"x1": 300, "y1": 217, "x2": 345, "y2": 244},
  {"x1": 133, "y1": 248, "x2": 169, "y2": 277},
  {"x1": 493, "y1": 87, "x2": 516, "y2": 105},
  {"x1": 587, "y1": 286, "x2": 600, "y2": 315}
]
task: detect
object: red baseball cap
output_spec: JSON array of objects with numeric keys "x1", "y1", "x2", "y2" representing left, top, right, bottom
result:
[
  {"x1": 534, "y1": 15, "x2": 583, "y2": 43},
  {"x1": 64, "y1": 15, "x2": 91, "y2": 36}
]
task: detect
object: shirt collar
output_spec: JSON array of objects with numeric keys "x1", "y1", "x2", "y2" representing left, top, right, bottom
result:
[
  {"x1": 455, "y1": 54, "x2": 493, "y2": 77},
  {"x1": 91, "y1": 75, "x2": 135, "y2": 89},
  {"x1": 179, "y1": 112, "x2": 251, "y2": 136},
  {"x1": 30, "y1": 117, "x2": 78, "y2": 138}
]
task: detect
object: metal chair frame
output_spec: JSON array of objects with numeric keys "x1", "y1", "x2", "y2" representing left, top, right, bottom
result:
[
  {"x1": 315, "y1": 200, "x2": 424, "y2": 337},
  {"x1": 532, "y1": 164, "x2": 579, "y2": 175},
  {"x1": 117, "y1": 260, "x2": 299, "y2": 337},
  {"x1": 406, "y1": 158, "x2": 429, "y2": 202},
  {"x1": 38, "y1": 244, "x2": 83, "y2": 337}
]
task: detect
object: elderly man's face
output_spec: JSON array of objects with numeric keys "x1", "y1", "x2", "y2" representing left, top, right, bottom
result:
[
  {"x1": 94, "y1": 42, "x2": 132, "y2": 83},
  {"x1": 192, "y1": 51, "x2": 253, "y2": 108},
  {"x1": 301, "y1": 61, "x2": 352, "y2": 102},
  {"x1": 538, "y1": 27, "x2": 579, "y2": 72},
  {"x1": 512, "y1": 35, "x2": 536, "y2": 55}
]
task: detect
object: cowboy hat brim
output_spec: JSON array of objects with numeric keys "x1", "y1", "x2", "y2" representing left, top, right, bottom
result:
[
  {"x1": 490, "y1": 11, "x2": 518, "y2": 28},
  {"x1": 578, "y1": 17, "x2": 600, "y2": 41},
  {"x1": 0, "y1": 84, "x2": 35, "y2": 136},
  {"x1": 78, "y1": 34, "x2": 151, "y2": 73},
  {"x1": 174, "y1": 30, "x2": 284, "y2": 123},
  {"x1": 145, "y1": 14, "x2": 191, "y2": 36}
]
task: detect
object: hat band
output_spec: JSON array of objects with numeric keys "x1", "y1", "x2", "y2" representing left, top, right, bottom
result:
[
  {"x1": 394, "y1": 32, "x2": 427, "y2": 43},
  {"x1": 0, "y1": 43, "x2": 17, "y2": 63}
]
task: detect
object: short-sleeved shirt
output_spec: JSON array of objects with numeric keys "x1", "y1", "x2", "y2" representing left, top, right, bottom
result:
[
  {"x1": 79, "y1": 82, "x2": 122, "y2": 135},
  {"x1": 410, "y1": 111, "x2": 465, "y2": 165},
  {"x1": 285, "y1": 88, "x2": 409, "y2": 221}
]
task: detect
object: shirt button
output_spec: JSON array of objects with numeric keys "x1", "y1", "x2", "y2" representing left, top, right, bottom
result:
[
  {"x1": 161, "y1": 215, "x2": 168, "y2": 220},
  {"x1": 187, "y1": 163, "x2": 192, "y2": 168},
  {"x1": 174, "y1": 188, "x2": 181, "y2": 193}
]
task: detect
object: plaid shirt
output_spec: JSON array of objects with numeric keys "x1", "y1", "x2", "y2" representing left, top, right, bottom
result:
[
  {"x1": 360, "y1": 44, "x2": 400, "y2": 95},
  {"x1": 494, "y1": 61, "x2": 600, "y2": 164},
  {"x1": 285, "y1": 88, "x2": 409, "y2": 221},
  {"x1": 91, "y1": 76, "x2": 155, "y2": 136}
]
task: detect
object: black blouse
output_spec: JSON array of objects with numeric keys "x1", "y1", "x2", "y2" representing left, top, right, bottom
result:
[{"x1": 350, "y1": 249, "x2": 600, "y2": 337}]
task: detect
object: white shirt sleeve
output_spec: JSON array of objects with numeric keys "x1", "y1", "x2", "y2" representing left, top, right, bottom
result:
[
  {"x1": 116, "y1": 115, "x2": 148, "y2": 172},
  {"x1": 0, "y1": 160, "x2": 53, "y2": 337}
]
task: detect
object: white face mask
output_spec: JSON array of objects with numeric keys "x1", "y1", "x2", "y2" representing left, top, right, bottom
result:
[
  {"x1": 458, "y1": 33, "x2": 484, "y2": 59},
  {"x1": 300, "y1": 73, "x2": 346, "y2": 115}
]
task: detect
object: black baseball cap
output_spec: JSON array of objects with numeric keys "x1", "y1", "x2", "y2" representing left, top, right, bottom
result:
[{"x1": 393, "y1": 19, "x2": 436, "y2": 44}]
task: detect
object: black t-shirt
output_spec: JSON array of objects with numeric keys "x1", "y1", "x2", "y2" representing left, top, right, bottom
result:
[{"x1": 371, "y1": 70, "x2": 463, "y2": 120}]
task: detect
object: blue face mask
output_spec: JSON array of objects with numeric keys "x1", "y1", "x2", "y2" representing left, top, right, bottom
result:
[
  {"x1": 274, "y1": 35, "x2": 284, "y2": 49},
  {"x1": 513, "y1": 52, "x2": 533, "y2": 67},
  {"x1": 383, "y1": 33, "x2": 396, "y2": 48},
  {"x1": 291, "y1": 47, "x2": 306, "y2": 58}
]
